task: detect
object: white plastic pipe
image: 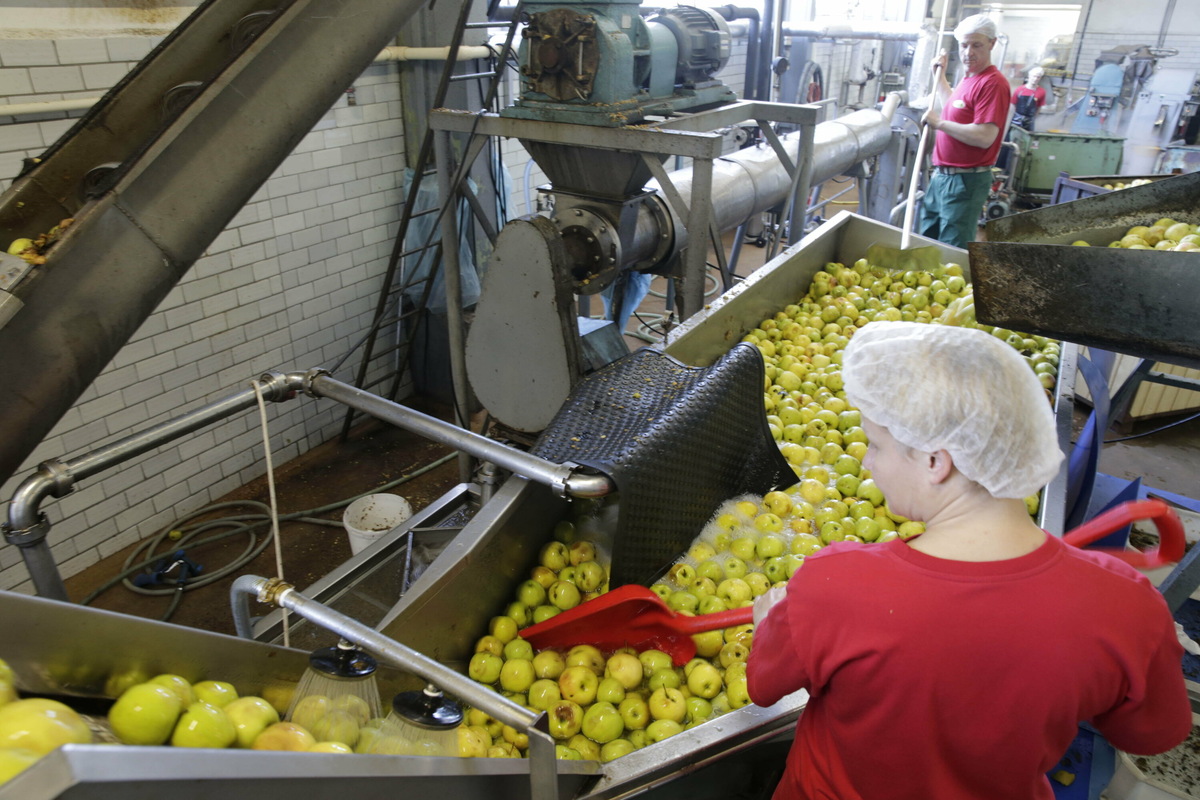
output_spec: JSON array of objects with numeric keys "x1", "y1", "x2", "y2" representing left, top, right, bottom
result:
[{"x1": 0, "y1": 45, "x2": 494, "y2": 120}]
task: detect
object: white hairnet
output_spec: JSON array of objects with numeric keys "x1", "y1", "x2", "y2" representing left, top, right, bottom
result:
[
  {"x1": 842, "y1": 321, "x2": 1063, "y2": 499},
  {"x1": 954, "y1": 14, "x2": 998, "y2": 41}
]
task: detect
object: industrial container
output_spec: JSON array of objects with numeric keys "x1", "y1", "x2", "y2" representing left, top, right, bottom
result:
[{"x1": 1008, "y1": 127, "x2": 1125, "y2": 201}]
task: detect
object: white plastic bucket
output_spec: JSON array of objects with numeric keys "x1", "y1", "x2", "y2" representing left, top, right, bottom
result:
[{"x1": 342, "y1": 494, "x2": 413, "y2": 555}]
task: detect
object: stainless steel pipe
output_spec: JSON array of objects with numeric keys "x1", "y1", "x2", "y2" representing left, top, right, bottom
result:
[
  {"x1": 302, "y1": 370, "x2": 614, "y2": 499},
  {"x1": 235, "y1": 576, "x2": 560, "y2": 800}
]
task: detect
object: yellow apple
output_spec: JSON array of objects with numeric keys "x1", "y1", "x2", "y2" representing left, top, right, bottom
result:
[
  {"x1": 171, "y1": 702, "x2": 236, "y2": 749},
  {"x1": 192, "y1": 680, "x2": 238, "y2": 708},
  {"x1": 0, "y1": 747, "x2": 39, "y2": 786},
  {"x1": 0, "y1": 698, "x2": 92, "y2": 755},
  {"x1": 149, "y1": 674, "x2": 196, "y2": 707},
  {"x1": 108, "y1": 683, "x2": 183, "y2": 745},
  {"x1": 252, "y1": 721, "x2": 316, "y2": 751},
  {"x1": 308, "y1": 741, "x2": 353, "y2": 753},
  {"x1": 224, "y1": 696, "x2": 279, "y2": 748}
]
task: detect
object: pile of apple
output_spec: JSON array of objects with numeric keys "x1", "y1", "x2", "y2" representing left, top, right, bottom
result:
[
  {"x1": 1075, "y1": 217, "x2": 1200, "y2": 252},
  {"x1": 1098, "y1": 178, "x2": 1153, "y2": 191}
]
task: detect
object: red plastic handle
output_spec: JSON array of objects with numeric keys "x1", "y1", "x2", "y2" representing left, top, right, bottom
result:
[
  {"x1": 1061, "y1": 498, "x2": 1186, "y2": 568},
  {"x1": 675, "y1": 604, "x2": 754, "y2": 634}
]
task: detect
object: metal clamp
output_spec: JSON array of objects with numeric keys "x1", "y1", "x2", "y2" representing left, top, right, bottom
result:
[{"x1": 2, "y1": 512, "x2": 50, "y2": 547}]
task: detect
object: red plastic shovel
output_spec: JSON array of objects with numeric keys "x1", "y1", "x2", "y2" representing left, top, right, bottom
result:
[
  {"x1": 520, "y1": 499, "x2": 1187, "y2": 665},
  {"x1": 520, "y1": 584, "x2": 753, "y2": 666}
]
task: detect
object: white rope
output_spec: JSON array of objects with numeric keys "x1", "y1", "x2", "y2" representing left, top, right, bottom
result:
[{"x1": 251, "y1": 379, "x2": 290, "y2": 649}]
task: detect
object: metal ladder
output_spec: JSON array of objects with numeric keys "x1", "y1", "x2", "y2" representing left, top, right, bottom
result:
[{"x1": 336, "y1": 4, "x2": 521, "y2": 441}]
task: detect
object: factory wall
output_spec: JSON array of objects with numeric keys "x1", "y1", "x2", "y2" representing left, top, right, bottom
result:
[
  {"x1": 1072, "y1": 0, "x2": 1200, "y2": 76},
  {"x1": 0, "y1": 31, "x2": 410, "y2": 593}
]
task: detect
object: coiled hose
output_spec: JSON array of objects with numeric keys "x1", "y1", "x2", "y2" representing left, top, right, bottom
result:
[{"x1": 82, "y1": 452, "x2": 456, "y2": 621}]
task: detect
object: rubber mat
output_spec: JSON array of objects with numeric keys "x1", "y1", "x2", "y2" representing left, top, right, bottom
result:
[{"x1": 532, "y1": 343, "x2": 794, "y2": 587}]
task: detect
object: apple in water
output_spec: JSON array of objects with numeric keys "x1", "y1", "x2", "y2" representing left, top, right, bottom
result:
[
  {"x1": 549, "y1": 581, "x2": 582, "y2": 611},
  {"x1": 108, "y1": 682, "x2": 183, "y2": 745},
  {"x1": 224, "y1": 696, "x2": 279, "y2": 748},
  {"x1": 489, "y1": 615, "x2": 519, "y2": 644},
  {"x1": 618, "y1": 695, "x2": 649, "y2": 730},
  {"x1": 647, "y1": 668, "x2": 681, "y2": 691},
  {"x1": 600, "y1": 738, "x2": 635, "y2": 762},
  {"x1": 567, "y1": 541, "x2": 595, "y2": 566},
  {"x1": 647, "y1": 687, "x2": 687, "y2": 723},
  {"x1": 686, "y1": 696, "x2": 713, "y2": 724},
  {"x1": 474, "y1": 635, "x2": 504, "y2": 657},
  {"x1": 595, "y1": 677, "x2": 626, "y2": 705},
  {"x1": 532, "y1": 650, "x2": 566, "y2": 680},
  {"x1": 530, "y1": 566, "x2": 557, "y2": 590},
  {"x1": 171, "y1": 702, "x2": 236, "y2": 749},
  {"x1": 692, "y1": 629, "x2": 724, "y2": 659},
  {"x1": 192, "y1": 680, "x2": 238, "y2": 709},
  {"x1": 568, "y1": 733, "x2": 601, "y2": 760},
  {"x1": 539, "y1": 542, "x2": 569, "y2": 571},
  {"x1": 645, "y1": 718, "x2": 684, "y2": 743},
  {"x1": 566, "y1": 645, "x2": 605, "y2": 675},
  {"x1": 725, "y1": 677, "x2": 752, "y2": 709},
  {"x1": 149, "y1": 674, "x2": 196, "y2": 707},
  {"x1": 575, "y1": 561, "x2": 605, "y2": 592},
  {"x1": 468, "y1": 653, "x2": 503, "y2": 684},
  {"x1": 686, "y1": 662, "x2": 723, "y2": 700},
  {"x1": 527, "y1": 679, "x2": 562, "y2": 711},
  {"x1": 503, "y1": 638, "x2": 534, "y2": 662},
  {"x1": 253, "y1": 721, "x2": 317, "y2": 751},
  {"x1": 604, "y1": 652, "x2": 643, "y2": 690},
  {"x1": 532, "y1": 605, "x2": 560, "y2": 624},
  {"x1": 0, "y1": 698, "x2": 92, "y2": 755},
  {"x1": 581, "y1": 701, "x2": 624, "y2": 744},
  {"x1": 558, "y1": 666, "x2": 598, "y2": 705},
  {"x1": 547, "y1": 701, "x2": 583, "y2": 740},
  {"x1": 516, "y1": 579, "x2": 547, "y2": 608},
  {"x1": 311, "y1": 709, "x2": 360, "y2": 748},
  {"x1": 500, "y1": 659, "x2": 536, "y2": 693},
  {"x1": 638, "y1": 650, "x2": 673, "y2": 678},
  {"x1": 457, "y1": 726, "x2": 489, "y2": 757}
]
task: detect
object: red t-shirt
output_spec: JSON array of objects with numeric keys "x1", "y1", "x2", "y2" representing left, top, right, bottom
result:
[
  {"x1": 932, "y1": 65, "x2": 1010, "y2": 168},
  {"x1": 747, "y1": 534, "x2": 1191, "y2": 800},
  {"x1": 1013, "y1": 84, "x2": 1047, "y2": 108}
]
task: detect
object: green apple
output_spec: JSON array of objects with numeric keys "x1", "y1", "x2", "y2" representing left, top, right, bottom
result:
[
  {"x1": 725, "y1": 677, "x2": 752, "y2": 709},
  {"x1": 729, "y1": 537, "x2": 758, "y2": 561},
  {"x1": 600, "y1": 738, "x2": 635, "y2": 762},
  {"x1": 756, "y1": 534, "x2": 785, "y2": 559},
  {"x1": 568, "y1": 733, "x2": 601, "y2": 760},
  {"x1": 474, "y1": 635, "x2": 504, "y2": 656},
  {"x1": 149, "y1": 674, "x2": 196, "y2": 707},
  {"x1": 224, "y1": 696, "x2": 279, "y2": 748},
  {"x1": 532, "y1": 605, "x2": 560, "y2": 624},
  {"x1": 688, "y1": 541, "x2": 717, "y2": 562},
  {"x1": 696, "y1": 559, "x2": 724, "y2": 582},
  {"x1": 0, "y1": 698, "x2": 92, "y2": 755},
  {"x1": 503, "y1": 724, "x2": 529, "y2": 751},
  {"x1": 487, "y1": 741, "x2": 521, "y2": 758},
  {"x1": 109, "y1": 682, "x2": 183, "y2": 745},
  {"x1": 649, "y1": 583, "x2": 672, "y2": 600},
  {"x1": 686, "y1": 695, "x2": 713, "y2": 724},
  {"x1": 645, "y1": 718, "x2": 684, "y2": 743},
  {"x1": 618, "y1": 695, "x2": 649, "y2": 730},
  {"x1": 594, "y1": 677, "x2": 626, "y2": 705},
  {"x1": 253, "y1": 721, "x2": 317, "y2": 751},
  {"x1": 457, "y1": 726, "x2": 489, "y2": 757},
  {"x1": 686, "y1": 663, "x2": 723, "y2": 700},
  {"x1": 745, "y1": 572, "x2": 771, "y2": 597},
  {"x1": 503, "y1": 638, "x2": 534, "y2": 661},
  {"x1": 308, "y1": 741, "x2": 353, "y2": 753},
  {"x1": 566, "y1": 645, "x2": 605, "y2": 675},
  {"x1": 719, "y1": 641, "x2": 750, "y2": 668},
  {"x1": 547, "y1": 701, "x2": 583, "y2": 740},
  {"x1": 698, "y1": 595, "x2": 728, "y2": 615},
  {"x1": 289, "y1": 694, "x2": 330, "y2": 732},
  {"x1": 311, "y1": 709, "x2": 360, "y2": 748},
  {"x1": 0, "y1": 747, "x2": 39, "y2": 786},
  {"x1": 555, "y1": 744, "x2": 583, "y2": 760},
  {"x1": 647, "y1": 667, "x2": 681, "y2": 691},
  {"x1": 638, "y1": 650, "x2": 673, "y2": 678},
  {"x1": 539, "y1": 542, "x2": 569, "y2": 570},
  {"x1": 489, "y1": 615, "x2": 519, "y2": 643},
  {"x1": 532, "y1": 650, "x2": 566, "y2": 680},
  {"x1": 500, "y1": 659, "x2": 536, "y2": 693},
  {"x1": 581, "y1": 701, "x2": 624, "y2": 744},
  {"x1": 604, "y1": 652, "x2": 643, "y2": 690},
  {"x1": 505, "y1": 602, "x2": 530, "y2": 628},
  {"x1": 516, "y1": 579, "x2": 546, "y2": 608},
  {"x1": 763, "y1": 557, "x2": 788, "y2": 583},
  {"x1": 667, "y1": 563, "x2": 696, "y2": 587},
  {"x1": 171, "y1": 702, "x2": 236, "y2": 748},
  {"x1": 721, "y1": 556, "x2": 748, "y2": 580},
  {"x1": 667, "y1": 591, "x2": 699, "y2": 614},
  {"x1": 558, "y1": 666, "x2": 598, "y2": 705},
  {"x1": 468, "y1": 652, "x2": 503, "y2": 684},
  {"x1": 567, "y1": 541, "x2": 595, "y2": 566},
  {"x1": 791, "y1": 533, "x2": 822, "y2": 556},
  {"x1": 575, "y1": 561, "x2": 606, "y2": 592},
  {"x1": 647, "y1": 687, "x2": 687, "y2": 723},
  {"x1": 527, "y1": 679, "x2": 562, "y2": 711},
  {"x1": 716, "y1": 578, "x2": 752, "y2": 606},
  {"x1": 692, "y1": 576, "x2": 718, "y2": 598},
  {"x1": 467, "y1": 708, "x2": 503, "y2": 738},
  {"x1": 530, "y1": 566, "x2": 557, "y2": 590},
  {"x1": 549, "y1": 581, "x2": 582, "y2": 611},
  {"x1": 192, "y1": 680, "x2": 238, "y2": 708},
  {"x1": 692, "y1": 629, "x2": 724, "y2": 659},
  {"x1": 553, "y1": 520, "x2": 577, "y2": 543}
]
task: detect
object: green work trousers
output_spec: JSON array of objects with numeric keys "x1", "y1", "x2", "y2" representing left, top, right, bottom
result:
[{"x1": 917, "y1": 170, "x2": 992, "y2": 249}]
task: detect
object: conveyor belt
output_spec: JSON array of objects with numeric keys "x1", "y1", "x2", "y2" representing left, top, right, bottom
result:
[{"x1": 0, "y1": 0, "x2": 428, "y2": 483}]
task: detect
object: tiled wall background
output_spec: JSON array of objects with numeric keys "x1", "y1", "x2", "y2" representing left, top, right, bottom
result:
[{"x1": 0, "y1": 34, "x2": 408, "y2": 593}]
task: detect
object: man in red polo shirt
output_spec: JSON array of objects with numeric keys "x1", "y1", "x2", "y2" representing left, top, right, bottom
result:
[{"x1": 918, "y1": 14, "x2": 1010, "y2": 248}]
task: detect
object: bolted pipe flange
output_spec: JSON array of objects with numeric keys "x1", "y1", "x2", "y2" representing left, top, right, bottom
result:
[
  {"x1": 37, "y1": 458, "x2": 74, "y2": 499},
  {"x1": 300, "y1": 367, "x2": 332, "y2": 398},
  {"x1": 2, "y1": 512, "x2": 51, "y2": 547},
  {"x1": 255, "y1": 370, "x2": 297, "y2": 402}
]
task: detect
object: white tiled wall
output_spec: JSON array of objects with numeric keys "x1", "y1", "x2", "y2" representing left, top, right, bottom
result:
[{"x1": 0, "y1": 35, "x2": 408, "y2": 593}]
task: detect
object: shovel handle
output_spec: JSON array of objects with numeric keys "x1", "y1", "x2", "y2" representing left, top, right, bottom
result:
[
  {"x1": 901, "y1": 63, "x2": 942, "y2": 251},
  {"x1": 674, "y1": 605, "x2": 755, "y2": 634},
  {"x1": 1062, "y1": 498, "x2": 1186, "y2": 568}
]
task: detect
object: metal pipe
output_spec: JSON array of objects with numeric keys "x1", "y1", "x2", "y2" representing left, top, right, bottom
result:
[
  {"x1": 303, "y1": 370, "x2": 614, "y2": 499},
  {"x1": 713, "y1": 5, "x2": 761, "y2": 101},
  {"x1": 235, "y1": 576, "x2": 559, "y2": 800},
  {"x1": 782, "y1": 22, "x2": 922, "y2": 41},
  {"x1": 3, "y1": 370, "x2": 301, "y2": 599}
]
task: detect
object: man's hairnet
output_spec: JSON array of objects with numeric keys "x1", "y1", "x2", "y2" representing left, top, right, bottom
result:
[
  {"x1": 842, "y1": 321, "x2": 1063, "y2": 499},
  {"x1": 954, "y1": 14, "x2": 998, "y2": 41}
]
